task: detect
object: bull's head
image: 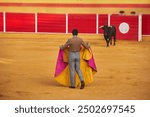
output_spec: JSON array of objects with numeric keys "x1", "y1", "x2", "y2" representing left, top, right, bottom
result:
[
  {"x1": 99, "y1": 25, "x2": 109, "y2": 36},
  {"x1": 99, "y1": 25, "x2": 108, "y2": 30}
]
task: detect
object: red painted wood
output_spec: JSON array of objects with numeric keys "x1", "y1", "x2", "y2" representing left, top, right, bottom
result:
[
  {"x1": 6, "y1": 13, "x2": 35, "y2": 32},
  {"x1": 98, "y1": 14, "x2": 108, "y2": 33},
  {"x1": 68, "y1": 14, "x2": 96, "y2": 33},
  {"x1": 142, "y1": 15, "x2": 150, "y2": 35},
  {"x1": 0, "y1": 13, "x2": 3, "y2": 32},
  {"x1": 38, "y1": 13, "x2": 66, "y2": 33}
]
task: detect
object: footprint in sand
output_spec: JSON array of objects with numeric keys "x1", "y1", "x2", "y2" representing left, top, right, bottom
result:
[
  {"x1": 131, "y1": 82, "x2": 138, "y2": 86},
  {"x1": 0, "y1": 93, "x2": 9, "y2": 98},
  {"x1": 0, "y1": 80, "x2": 11, "y2": 85},
  {"x1": 126, "y1": 77, "x2": 132, "y2": 80},
  {"x1": 0, "y1": 94, "x2": 4, "y2": 97},
  {"x1": 15, "y1": 91, "x2": 31, "y2": 96}
]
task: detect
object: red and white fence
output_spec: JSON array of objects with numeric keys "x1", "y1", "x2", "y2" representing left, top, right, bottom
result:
[{"x1": 0, "y1": 12, "x2": 150, "y2": 41}]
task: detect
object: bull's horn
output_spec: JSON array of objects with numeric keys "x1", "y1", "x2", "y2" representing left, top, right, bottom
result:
[{"x1": 99, "y1": 26, "x2": 103, "y2": 28}]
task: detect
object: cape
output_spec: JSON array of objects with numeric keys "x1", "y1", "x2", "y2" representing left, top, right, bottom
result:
[{"x1": 54, "y1": 47, "x2": 97, "y2": 87}]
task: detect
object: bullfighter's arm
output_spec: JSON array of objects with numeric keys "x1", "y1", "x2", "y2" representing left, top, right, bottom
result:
[
  {"x1": 82, "y1": 41, "x2": 90, "y2": 49},
  {"x1": 60, "y1": 39, "x2": 70, "y2": 50}
]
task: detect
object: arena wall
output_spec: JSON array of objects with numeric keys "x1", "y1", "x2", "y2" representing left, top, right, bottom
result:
[
  {"x1": 0, "y1": 0, "x2": 149, "y2": 14},
  {"x1": 0, "y1": 0, "x2": 150, "y2": 36}
]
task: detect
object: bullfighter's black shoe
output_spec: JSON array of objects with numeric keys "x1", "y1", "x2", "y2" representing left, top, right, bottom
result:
[{"x1": 80, "y1": 81, "x2": 85, "y2": 89}]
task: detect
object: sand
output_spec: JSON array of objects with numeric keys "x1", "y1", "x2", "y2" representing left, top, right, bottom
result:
[{"x1": 0, "y1": 34, "x2": 150, "y2": 100}]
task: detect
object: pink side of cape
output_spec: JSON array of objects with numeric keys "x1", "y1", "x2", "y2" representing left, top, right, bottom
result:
[
  {"x1": 54, "y1": 49, "x2": 68, "y2": 77},
  {"x1": 88, "y1": 55, "x2": 97, "y2": 71}
]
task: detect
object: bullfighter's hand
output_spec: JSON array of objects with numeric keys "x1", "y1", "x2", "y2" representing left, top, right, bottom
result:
[
  {"x1": 59, "y1": 45, "x2": 63, "y2": 50},
  {"x1": 87, "y1": 42, "x2": 90, "y2": 48}
]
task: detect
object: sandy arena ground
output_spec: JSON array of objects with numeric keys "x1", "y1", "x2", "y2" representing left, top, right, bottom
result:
[{"x1": 0, "y1": 34, "x2": 150, "y2": 100}]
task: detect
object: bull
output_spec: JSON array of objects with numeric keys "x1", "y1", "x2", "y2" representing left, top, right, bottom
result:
[{"x1": 99, "y1": 25, "x2": 116, "y2": 47}]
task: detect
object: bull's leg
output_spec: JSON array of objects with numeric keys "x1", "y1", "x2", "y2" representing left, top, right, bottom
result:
[
  {"x1": 114, "y1": 35, "x2": 116, "y2": 46},
  {"x1": 110, "y1": 37, "x2": 112, "y2": 45},
  {"x1": 106, "y1": 39, "x2": 109, "y2": 47}
]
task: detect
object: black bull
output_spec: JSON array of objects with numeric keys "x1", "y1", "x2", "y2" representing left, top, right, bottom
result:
[{"x1": 100, "y1": 25, "x2": 116, "y2": 47}]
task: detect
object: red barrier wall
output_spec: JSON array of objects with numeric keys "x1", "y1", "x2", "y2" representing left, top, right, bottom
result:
[
  {"x1": 98, "y1": 14, "x2": 108, "y2": 33},
  {"x1": 6, "y1": 13, "x2": 35, "y2": 32},
  {"x1": 1, "y1": 12, "x2": 150, "y2": 40},
  {"x1": 0, "y1": 12, "x2": 3, "y2": 32},
  {"x1": 38, "y1": 13, "x2": 66, "y2": 33},
  {"x1": 142, "y1": 15, "x2": 150, "y2": 35},
  {"x1": 111, "y1": 15, "x2": 138, "y2": 41},
  {"x1": 68, "y1": 14, "x2": 96, "y2": 33}
]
